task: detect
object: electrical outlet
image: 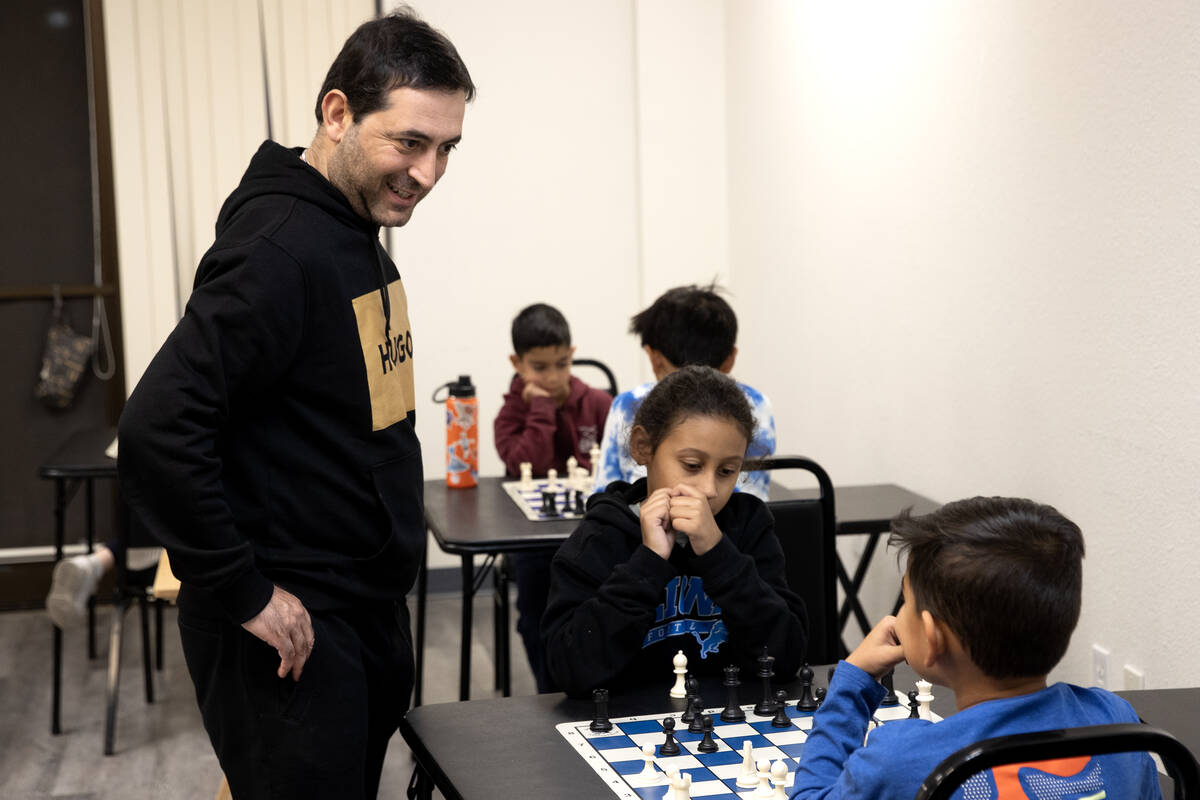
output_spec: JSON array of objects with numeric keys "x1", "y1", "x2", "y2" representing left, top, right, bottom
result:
[
  {"x1": 1123, "y1": 665, "x2": 1145, "y2": 690},
  {"x1": 1092, "y1": 645, "x2": 1110, "y2": 688}
]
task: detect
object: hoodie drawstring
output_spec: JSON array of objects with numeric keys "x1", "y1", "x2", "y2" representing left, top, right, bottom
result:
[{"x1": 374, "y1": 244, "x2": 392, "y2": 339}]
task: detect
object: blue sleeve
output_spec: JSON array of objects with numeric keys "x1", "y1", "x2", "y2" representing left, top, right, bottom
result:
[
  {"x1": 593, "y1": 392, "x2": 630, "y2": 491},
  {"x1": 791, "y1": 662, "x2": 919, "y2": 800}
]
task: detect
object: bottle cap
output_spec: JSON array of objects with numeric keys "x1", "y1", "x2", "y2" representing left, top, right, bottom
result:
[{"x1": 449, "y1": 375, "x2": 475, "y2": 397}]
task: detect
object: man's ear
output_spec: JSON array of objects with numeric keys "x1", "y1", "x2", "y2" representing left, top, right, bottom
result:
[
  {"x1": 630, "y1": 425, "x2": 652, "y2": 466},
  {"x1": 320, "y1": 90, "x2": 354, "y2": 143},
  {"x1": 718, "y1": 346, "x2": 738, "y2": 374}
]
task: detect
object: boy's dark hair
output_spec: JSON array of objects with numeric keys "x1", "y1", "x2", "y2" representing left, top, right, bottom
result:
[
  {"x1": 629, "y1": 283, "x2": 737, "y2": 369},
  {"x1": 889, "y1": 496, "x2": 1085, "y2": 680},
  {"x1": 511, "y1": 303, "x2": 571, "y2": 356},
  {"x1": 632, "y1": 365, "x2": 754, "y2": 454},
  {"x1": 315, "y1": 6, "x2": 476, "y2": 125}
]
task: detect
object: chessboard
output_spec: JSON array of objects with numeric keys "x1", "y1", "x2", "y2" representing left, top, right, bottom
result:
[
  {"x1": 502, "y1": 479, "x2": 593, "y2": 522},
  {"x1": 557, "y1": 694, "x2": 938, "y2": 799}
]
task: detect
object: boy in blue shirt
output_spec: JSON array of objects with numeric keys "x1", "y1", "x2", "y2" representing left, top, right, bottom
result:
[
  {"x1": 792, "y1": 496, "x2": 1161, "y2": 800},
  {"x1": 593, "y1": 283, "x2": 775, "y2": 499}
]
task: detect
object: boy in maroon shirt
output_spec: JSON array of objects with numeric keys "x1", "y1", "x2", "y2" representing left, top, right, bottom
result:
[{"x1": 493, "y1": 303, "x2": 612, "y2": 690}]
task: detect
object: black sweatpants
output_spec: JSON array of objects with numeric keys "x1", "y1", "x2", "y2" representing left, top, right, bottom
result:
[
  {"x1": 510, "y1": 549, "x2": 556, "y2": 693},
  {"x1": 177, "y1": 585, "x2": 413, "y2": 800}
]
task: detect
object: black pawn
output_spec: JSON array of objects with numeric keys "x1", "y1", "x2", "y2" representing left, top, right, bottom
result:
[
  {"x1": 720, "y1": 664, "x2": 746, "y2": 723},
  {"x1": 907, "y1": 690, "x2": 920, "y2": 719},
  {"x1": 795, "y1": 663, "x2": 818, "y2": 712},
  {"x1": 815, "y1": 687, "x2": 827, "y2": 706},
  {"x1": 681, "y1": 674, "x2": 699, "y2": 723},
  {"x1": 590, "y1": 688, "x2": 613, "y2": 732},
  {"x1": 753, "y1": 646, "x2": 777, "y2": 716},
  {"x1": 541, "y1": 490, "x2": 558, "y2": 515},
  {"x1": 659, "y1": 717, "x2": 680, "y2": 756},
  {"x1": 878, "y1": 668, "x2": 900, "y2": 707},
  {"x1": 574, "y1": 490, "x2": 586, "y2": 515},
  {"x1": 771, "y1": 689, "x2": 791, "y2": 727},
  {"x1": 688, "y1": 696, "x2": 706, "y2": 733},
  {"x1": 697, "y1": 714, "x2": 718, "y2": 753}
]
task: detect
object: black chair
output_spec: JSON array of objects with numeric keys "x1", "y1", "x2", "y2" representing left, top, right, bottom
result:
[
  {"x1": 915, "y1": 723, "x2": 1200, "y2": 800},
  {"x1": 752, "y1": 455, "x2": 842, "y2": 665},
  {"x1": 570, "y1": 357, "x2": 618, "y2": 397}
]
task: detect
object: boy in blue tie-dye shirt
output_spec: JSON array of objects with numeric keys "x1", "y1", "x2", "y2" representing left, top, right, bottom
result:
[{"x1": 593, "y1": 284, "x2": 776, "y2": 499}]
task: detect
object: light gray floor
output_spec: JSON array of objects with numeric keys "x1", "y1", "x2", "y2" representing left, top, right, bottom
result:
[{"x1": 0, "y1": 587, "x2": 535, "y2": 799}]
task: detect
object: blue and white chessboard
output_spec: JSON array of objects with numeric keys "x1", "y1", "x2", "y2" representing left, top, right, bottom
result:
[
  {"x1": 502, "y1": 479, "x2": 594, "y2": 522},
  {"x1": 557, "y1": 694, "x2": 937, "y2": 799}
]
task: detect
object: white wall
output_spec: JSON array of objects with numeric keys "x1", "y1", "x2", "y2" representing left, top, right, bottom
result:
[{"x1": 725, "y1": 0, "x2": 1200, "y2": 689}]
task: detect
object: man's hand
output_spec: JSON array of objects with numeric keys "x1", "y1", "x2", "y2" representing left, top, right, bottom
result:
[
  {"x1": 242, "y1": 585, "x2": 314, "y2": 681},
  {"x1": 846, "y1": 615, "x2": 905, "y2": 680},
  {"x1": 640, "y1": 487, "x2": 676, "y2": 560},
  {"x1": 668, "y1": 484, "x2": 723, "y2": 555}
]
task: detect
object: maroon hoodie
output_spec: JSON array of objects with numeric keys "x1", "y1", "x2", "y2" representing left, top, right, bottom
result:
[{"x1": 494, "y1": 375, "x2": 612, "y2": 478}]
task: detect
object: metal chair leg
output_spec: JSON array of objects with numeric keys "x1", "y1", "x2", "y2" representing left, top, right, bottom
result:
[
  {"x1": 104, "y1": 600, "x2": 125, "y2": 756},
  {"x1": 139, "y1": 593, "x2": 154, "y2": 704}
]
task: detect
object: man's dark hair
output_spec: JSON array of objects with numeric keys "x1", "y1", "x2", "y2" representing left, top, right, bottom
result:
[
  {"x1": 315, "y1": 6, "x2": 475, "y2": 125},
  {"x1": 511, "y1": 303, "x2": 571, "y2": 356},
  {"x1": 889, "y1": 496, "x2": 1085, "y2": 679},
  {"x1": 629, "y1": 283, "x2": 737, "y2": 369}
]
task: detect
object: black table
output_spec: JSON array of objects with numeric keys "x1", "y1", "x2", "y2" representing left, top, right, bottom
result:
[
  {"x1": 401, "y1": 679, "x2": 1200, "y2": 800},
  {"x1": 39, "y1": 426, "x2": 157, "y2": 755},
  {"x1": 401, "y1": 663, "x2": 955, "y2": 800},
  {"x1": 415, "y1": 478, "x2": 939, "y2": 703}
]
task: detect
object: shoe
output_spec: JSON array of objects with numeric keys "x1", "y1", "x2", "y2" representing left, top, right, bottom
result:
[{"x1": 46, "y1": 554, "x2": 103, "y2": 629}]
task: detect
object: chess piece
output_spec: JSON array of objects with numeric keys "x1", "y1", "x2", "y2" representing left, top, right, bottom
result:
[
  {"x1": 753, "y1": 646, "x2": 776, "y2": 716},
  {"x1": 672, "y1": 772, "x2": 692, "y2": 800},
  {"x1": 573, "y1": 489, "x2": 586, "y2": 515},
  {"x1": 590, "y1": 688, "x2": 613, "y2": 732},
  {"x1": 566, "y1": 456, "x2": 578, "y2": 484},
  {"x1": 662, "y1": 767, "x2": 681, "y2": 800},
  {"x1": 815, "y1": 686, "x2": 827, "y2": 706},
  {"x1": 635, "y1": 743, "x2": 662, "y2": 783},
  {"x1": 541, "y1": 488, "x2": 558, "y2": 515},
  {"x1": 659, "y1": 717, "x2": 681, "y2": 756},
  {"x1": 770, "y1": 689, "x2": 790, "y2": 727},
  {"x1": 770, "y1": 760, "x2": 789, "y2": 799},
  {"x1": 907, "y1": 690, "x2": 920, "y2": 719},
  {"x1": 547, "y1": 467, "x2": 558, "y2": 488},
  {"x1": 589, "y1": 444, "x2": 601, "y2": 479},
  {"x1": 682, "y1": 674, "x2": 699, "y2": 723},
  {"x1": 720, "y1": 664, "x2": 746, "y2": 722},
  {"x1": 916, "y1": 679, "x2": 934, "y2": 720},
  {"x1": 688, "y1": 696, "x2": 706, "y2": 733},
  {"x1": 753, "y1": 758, "x2": 774, "y2": 799},
  {"x1": 670, "y1": 651, "x2": 688, "y2": 698},
  {"x1": 795, "y1": 663, "x2": 818, "y2": 711},
  {"x1": 519, "y1": 461, "x2": 533, "y2": 491},
  {"x1": 736, "y1": 741, "x2": 758, "y2": 788},
  {"x1": 878, "y1": 667, "x2": 900, "y2": 706},
  {"x1": 697, "y1": 714, "x2": 718, "y2": 753}
]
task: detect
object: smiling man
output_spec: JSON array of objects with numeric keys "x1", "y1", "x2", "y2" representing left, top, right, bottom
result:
[{"x1": 117, "y1": 9, "x2": 473, "y2": 799}]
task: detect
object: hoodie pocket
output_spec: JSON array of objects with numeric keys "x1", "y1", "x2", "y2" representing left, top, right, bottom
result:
[{"x1": 359, "y1": 448, "x2": 425, "y2": 592}]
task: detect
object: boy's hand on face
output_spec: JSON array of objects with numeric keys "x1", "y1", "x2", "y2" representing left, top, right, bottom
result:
[
  {"x1": 640, "y1": 488, "x2": 676, "y2": 560},
  {"x1": 521, "y1": 380, "x2": 552, "y2": 404},
  {"x1": 846, "y1": 615, "x2": 906, "y2": 680},
  {"x1": 669, "y1": 484, "x2": 723, "y2": 555}
]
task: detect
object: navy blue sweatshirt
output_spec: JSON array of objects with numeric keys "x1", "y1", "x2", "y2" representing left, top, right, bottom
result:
[{"x1": 119, "y1": 140, "x2": 423, "y2": 624}]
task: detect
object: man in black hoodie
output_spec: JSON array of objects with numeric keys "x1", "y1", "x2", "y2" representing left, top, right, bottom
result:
[{"x1": 117, "y1": 10, "x2": 472, "y2": 799}]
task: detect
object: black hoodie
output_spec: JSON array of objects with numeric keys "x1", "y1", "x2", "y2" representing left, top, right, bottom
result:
[
  {"x1": 119, "y1": 140, "x2": 424, "y2": 624},
  {"x1": 542, "y1": 479, "x2": 809, "y2": 697}
]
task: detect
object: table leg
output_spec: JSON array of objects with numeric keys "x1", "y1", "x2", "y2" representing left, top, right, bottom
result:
[
  {"x1": 104, "y1": 599, "x2": 124, "y2": 756},
  {"x1": 836, "y1": 532, "x2": 880, "y2": 640},
  {"x1": 51, "y1": 477, "x2": 65, "y2": 736},
  {"x1": 492, "y1": 557, "x2": 511, "y2": 696},
  {"x1": 413, "y1": 543, "x2": 428, "y2": 707},
  {"x1": 85, "y1": 480, "x2": 96, "y2": 659},
  {"x1": 459, "y1": 556, "x2": 474, "y2": 701},
  {"x1": 140, "y1": 593, "x2": 154, "y2": 703}
]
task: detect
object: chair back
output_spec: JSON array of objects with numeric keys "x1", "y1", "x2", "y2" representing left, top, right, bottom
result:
[
  {"x1": 752, "y1": 456, "x2": 841, "y2": 665},
  {"x1": 571, "y1": 358, "x2": 618, "y2": 396},
  {"x1": 915, "y1": 722, "x2": 1200, "y2": 800}
]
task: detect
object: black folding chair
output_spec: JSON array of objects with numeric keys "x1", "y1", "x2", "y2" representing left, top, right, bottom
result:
[
  {"x1": 915, "y1": 722, "x2": 1200, "y2": 800},
  {"x1": 751, "y1": 455, "x2": 843, "y2": 665}
]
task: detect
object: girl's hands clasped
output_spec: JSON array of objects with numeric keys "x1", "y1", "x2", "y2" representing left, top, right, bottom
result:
[{"x1": 640, "y1": 484, "x2": 724, "y2": 559}]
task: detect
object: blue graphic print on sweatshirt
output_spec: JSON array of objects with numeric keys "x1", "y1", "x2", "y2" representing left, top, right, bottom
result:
[{"x1": 642, "y1": 575, "x2": 728, "y2": 657}]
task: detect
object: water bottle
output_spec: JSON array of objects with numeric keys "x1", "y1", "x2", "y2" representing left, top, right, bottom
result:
[{"x1": 433, "y1": 375, "x2": 478, "y2": 488}]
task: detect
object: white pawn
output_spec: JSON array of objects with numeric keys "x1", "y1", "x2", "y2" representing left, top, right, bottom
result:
[
  {"x1": 916, "y1": 679, "x2": 934, "y2": 720},
  {"x1": 770, "y1": 760, "x2": 789, "y2": 799},
  {"x1": 736, "y1": 741, "x2": 759, "y2": 788},
  {"x1": 636, "y1": 743, "x2": 662, "y2": 784},
  {"x1": 566, "y1": 456, "x2": 578, "y2": 485},
  {"x1": 669, "y1": 650, "x2": 688, "y2": 698},
  {"x1": 589, "y1": 444, "x2": 601, "y2": 478},
  {"x1": 576, "y1": 466, "x2": 590, "y2": 493},
  {"x1": 547, "y1": 467, "x2": 558, "y2": 490},
  {"x1": 753, "y1": 758, "x2": 774, "y2": 799},
  {"x1": 519, "y1": 461, "x2": 533, "y2": 491}
]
